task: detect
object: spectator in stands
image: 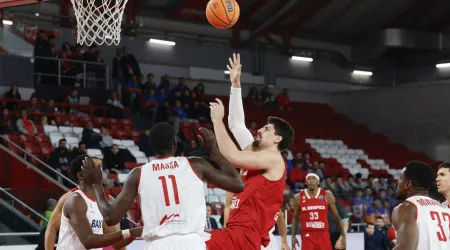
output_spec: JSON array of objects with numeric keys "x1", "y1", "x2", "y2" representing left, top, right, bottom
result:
[
  {"x1": 138, "y1": 128, "x2": 155, "y2": 157},
  {"x1": 106, "y1": 91, "x2": 125, "y2": 118},
  {"x1": 159, "y1": 74, "x2": 172, "y2": 91},
  {"x1": 386, "y1": 187, "x2": 397, "y2": 207},
  {"x1": 247, "y1": 86, "x2": 263, "y2": 106},
  {"x1": 353, "y1": 189, "x2": 365, "y2": 206},
  {"x1": 261, "y1": 86, "x2": 275, "y2": 108},
  {"x1": 169, "y1": 89, "x2": 183, "y2": 106},
  {"x1": 112, "y1": 48, "x2": 125, "y2": 97},
  {"x1": 103, "y1": 144, "x2": 126, "y2": 174},
  {"x1": 144, "y1": 88, "x2": 161, "y2": 127},
  {"x1": 367, "y1": 174, "x2": 377, "y2": 190},
  {"x1": 366, "y1": 197, "x2": 384, "y2": 222},
  {"x1": 126, "y1": 75, "x2": 142, "y2": 113},
  {"x1": 346, "y1": 174, "x2": 358, "y2": 191},
  {"x1": 276, "y1": 88, "x2": 291, "y2": 111},
  {"x1": 40, "y1": 198, "x2": 57, "y2": 227},
  {"x1": 351, "y1": 203, "x2": 364, "y2": 224},
  {"x1": 205, "y1": 203, "x2": 218, "y2": 231},
  {"x1": 174, "y1": 77, "x2": 189, "y2": 93},
  {"x1": 172, "y1": 100, "x2": 188, "y2": 121},
  {"x1": 282, "y1": 151, "x2": 294, "y2": 171},
  {"x1": 49, "y1": 139, "x2": 72, "y2": 182},
  {"x1": 288, "y1": 162, "x2": 306, "y2": 191},
  {"x1": 301, "y1": 150, "x2": 312, "y2": 171},
  {"x1": 16, "y1": 110, "x2": 37, "y2": 135},
  {"x1": 72, "y1": 141, "x2": 87, "y2": 157},
  {"x1": 354, "y1": 173, "x2": 368, "y2": 189},
  {"x1": 0, "y1": 108, "x2": 15, "y2": 134},
  {"x1": 328, "y1": 202, "x2": 349, "y2": 250},
  {"x1": 381, "y1": 199, "x2": 391, "y2": 223},
  {"x1": 64, "y1": 88, "x2": 79, "y2": 114},
  {"x1": 143, "y1": 73, "x2": 157, "y2": 91},
  {"x1": 374, "y1": 216, "x2": 392, "y2": 249},
  {"x1": 386, "y1": 175, "x2": 396, "y2": 189},
  {"x1": 335, "y1": 176, "x2": 352, "y2": 200},
  {"x1": 4, "y1": 83, "x2": 22, "y2": 110},
  {"x1": 26, "y1": 96, "x2": 41, "y2": 124},
  {"x1": 184, "y1": 140, "x2": 204, "y2": 157},
  {"x1": 81, "y1": 121, "x2": 102, "y2": 149},
  {"x1": 375, "y1": 175, "x2": 388, "y2": 192},
  {"x1": 362, "y1": 187, "x2": 374, "y2": 209},
  {"x1": 314, "y1": 161, "x2": 326, "y2": 181},
  {"x1": 322, "y1": 176, "x2": 338, "y2": 192},
  {"x1": 191, "y1": 83, "x2": 204, "y2": 101},
  {"x1": 188, "y1": 99, "x2": 209, "y2": 122},
  {"x1": 364, "y1": 222, "x2": 391, "y2": 250},
  {"x1": 99, "y1": 124, "x2": 113, "y2": 149},
  {"x1": 123, "y1": 46, "x2": 141, "y2": 78}
]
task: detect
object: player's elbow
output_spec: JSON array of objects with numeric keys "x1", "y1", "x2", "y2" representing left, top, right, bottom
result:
[
  {"x1": 231, "y1": 182, "x2": 245, "y2": 193},
  {"x1": 80, "y1": 236, "x2": 96, "y2": 249}
]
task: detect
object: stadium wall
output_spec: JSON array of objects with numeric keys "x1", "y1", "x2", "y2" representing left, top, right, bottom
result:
[{"x1": 330, "y1": 81, "x2": 450, "y2": 161}]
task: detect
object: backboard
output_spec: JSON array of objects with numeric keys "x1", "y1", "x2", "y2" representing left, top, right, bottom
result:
[{"x1": 0, "y1": 0, "x2": 46, "y2": 8}]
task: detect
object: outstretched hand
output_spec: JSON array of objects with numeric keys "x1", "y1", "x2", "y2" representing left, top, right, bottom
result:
[
  {"x1": 209, "y1": 98, "x2": 225, "y2": 123},
  {"x1": 82, "y1": 157, "x2": 103, "y2": 186},
  {"x1": 227, "y1": 53, "x2": 242, "y2": 88},
  {"x1": 197, "y1": 127, "x2": 219, "y2": 154}
]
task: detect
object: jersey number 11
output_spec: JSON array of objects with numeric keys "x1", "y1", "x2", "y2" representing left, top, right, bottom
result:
[{"x1": 159, "y1": 175, "x2": 180, "y2": 206}]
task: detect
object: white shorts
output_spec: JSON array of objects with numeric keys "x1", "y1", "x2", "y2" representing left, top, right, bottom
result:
[
  {"x1": 145, "y1": 234, "x2": 206, "y2": 250},
  {"x1": 261, "y1": 233, "x2": 277, "y2": 250}
]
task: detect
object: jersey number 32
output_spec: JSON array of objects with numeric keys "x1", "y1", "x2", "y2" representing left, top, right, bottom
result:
[{"x1": 430, "y1": 211, "x2": 450, "y2": 242}]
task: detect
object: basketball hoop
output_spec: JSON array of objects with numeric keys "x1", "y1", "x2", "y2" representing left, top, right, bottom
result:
[{"x1": 71, "y1": 0, "x2": 128, "y2": 46}]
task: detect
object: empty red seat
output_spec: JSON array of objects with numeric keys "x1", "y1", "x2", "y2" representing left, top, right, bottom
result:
[
  {"x1": 22, "y1": 142, "x2": 35, "y2": 148},
  {"x1": 122, "y1": 124, "x2": 133, "y2": 132},
  {"x1": 119, "y1": 119, "x2": 132, "y2": 126},
  {"x1": 25, "y1": 146, "x2": 40, "y2": 155},
  {"x1": 19, "y1": 135, "x2": 35, "y2": 143},
  {"x1": 78, "y1": 116, "x2": 90, "y2": 124},
  {"x1": 4, "y1": 134, "x2": 18, "y2": 144},
  {"x1": 106, "y1": 118, "x2": 117, "y2": 125},
  {"x1": 35, "y1": 135, "x2": 50, "y2": 144},
  {"x1": 183, "y1": 128, "x2": 195, "y2": 141},
  {"x1": 125, "y1": 162, "x2": 139, "y2": 170},
  {"x1": 93, "y1": 117, "x2": 105, "y2": 127}
]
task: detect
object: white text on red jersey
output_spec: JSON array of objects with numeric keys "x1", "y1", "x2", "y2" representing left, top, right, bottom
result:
[{"x1": 302, "y1": 205, "x2": 326, "y2": 211}]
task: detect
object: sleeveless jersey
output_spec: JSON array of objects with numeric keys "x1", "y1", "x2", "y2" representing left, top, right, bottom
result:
[
  {"x1": 299, "y1": 188, "x2": 329, "y2": 232},
  {"x1": 139, "y1": 156, "x2": 206, "y2": 241},
  {"x1": 443, "y1": 200, "x2": 449, "y2": 208},
  {"x1": 57, "y1": 190, "x2": 104, "y2": 250},
  {"x1": 400, "y1": 196, "x2": 450, "y2": 250},
  {"x1": 227, "y1": 168, "x2": 286, "y2": 247}
]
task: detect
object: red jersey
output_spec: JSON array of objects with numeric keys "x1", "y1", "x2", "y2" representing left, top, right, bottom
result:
[
  {"x1": 387, "y1": 226, "x2": 397, "y2": 245},
  {"x1": 227, "y1": 168, "x2": 286, "y2": 247},
  {"x1": 299, "y1": 188, "x2": 329, "y2": 231}
]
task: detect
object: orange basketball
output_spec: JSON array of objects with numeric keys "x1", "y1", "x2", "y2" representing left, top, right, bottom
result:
[{"x1": 206, "y1": 0, "x2": 240, "y2": 29}]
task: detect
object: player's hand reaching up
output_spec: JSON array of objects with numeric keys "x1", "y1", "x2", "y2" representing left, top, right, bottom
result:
[
  {"x1": 197, "y1": 127, "x2": 219, "y2": 155},
  {"x1": 210, "y1": 98, "x2": 225, "y2": 123},
  {"x1": 82, "y1": 157, "x2": 103, "y2": 186},
  {"x1": 227, "y1": 53, "x2": 242, "y2": 88}
]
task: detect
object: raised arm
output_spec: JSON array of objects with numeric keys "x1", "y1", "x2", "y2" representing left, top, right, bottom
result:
[
  {"x1": 326, "y1": 190, "x2": 346, "y2": 249},
  {"x1": 45, "y1": 191, "x2": 72, "y2": 250},
  {"x1": 63, "y1": 194, "x2": 141, "y2": 249},
  {"x1": 226, "y1": 53, "x2": 254, "y2": 151},
  {"x1": 83, "y1": 158, "x2": 140, "y2": 226},
  {"x1": 392, "y1": 202, "x2": 419, "y2": 250},
  {"x1": 291, "y1": 194, "x2": 301, "y2": 249}
]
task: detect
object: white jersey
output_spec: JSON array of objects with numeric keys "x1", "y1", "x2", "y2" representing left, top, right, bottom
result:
[
  {"x1": 57, "y1": 190, "x2": 104, "y2": 250},
  {"x1": 443, "y1": 200, "x2": 449, "y2": 208},
  {"x1": 399, "y1": 196, "x2": 450, "y2": 250},
  {"x1": 139, "y1": 156, "x2": 206, "y2": 242}
]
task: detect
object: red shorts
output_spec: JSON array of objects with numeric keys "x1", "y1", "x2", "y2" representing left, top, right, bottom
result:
[
  {"x1": 206, "y1": 226, "x2": 261, "y2": 250},
  {"x1": 301, "y1": 231, "x2": 332, "y2": 250}
]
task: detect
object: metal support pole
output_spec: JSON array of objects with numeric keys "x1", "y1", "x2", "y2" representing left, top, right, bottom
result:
[{"x1": 58, "y1": 59, "x2": 61, "y2": 86}]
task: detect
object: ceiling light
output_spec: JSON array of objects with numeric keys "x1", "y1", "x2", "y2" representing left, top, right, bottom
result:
[
  {"x1": 224, "y1": 71, "x2": 230, "y2": 74},
  {"x1": 149, "y1": 38, "x2": 175, "y2": 46},
  {"x1": 436, "y1": 63, "x2": 450, "y2": 68},
  {"x1": 291, "y1": 56, "x2": 313, "y2": 62},
  {"x1": 3, "y1": 20, "x2": 13, "y2": 25},
  {"x1": 352, "y1": 70, "x2": 373, "y2": 76}
]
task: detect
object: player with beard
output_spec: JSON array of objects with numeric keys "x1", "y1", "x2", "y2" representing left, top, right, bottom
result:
[
  {"x1": 391, "y1": 161, "x2": 449, "y2": 250},
  {"x1": 436, "y1": 162, "x2": 450, "y2": 208},
  {"x1": 205, "y1": 53, "x2": 294, "y2": 250}
]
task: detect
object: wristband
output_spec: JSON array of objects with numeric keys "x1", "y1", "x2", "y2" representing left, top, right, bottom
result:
[{"x1": 121, "y1": 229, "x2": 131, "y2": 239}]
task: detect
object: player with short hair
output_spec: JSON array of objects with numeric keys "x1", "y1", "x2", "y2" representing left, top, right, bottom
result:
[
  {"x1": 205, "y1": 53, "x2": 294, "y2": 250},
  {"x1": 291, "y1": 173, "x2": 346, "y2": 250},
  {"x1": 45, "y1": 158, "x2": 129, "y2": 250},
  {"x1": 57, "y1": 155, "x2": 141, "y2": 250},
  {"x1": 82, "y1": 124, "x2": 245, "y2": 250},
  {"x1": 436, "y1": 162, "x2": 450, "y2": 208},
  {"x1": 391, "y1": 161, "x2": 450, "y2": 250}
]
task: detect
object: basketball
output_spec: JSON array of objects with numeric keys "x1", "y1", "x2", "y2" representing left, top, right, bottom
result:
[{"x1": 206, "y1": 0, "x2": 240, "y2": 29}]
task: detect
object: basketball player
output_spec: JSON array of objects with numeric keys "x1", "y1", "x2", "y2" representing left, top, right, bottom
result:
[
  {"x1": 436, "y1": 162, "x2": 450, "y2": 208},
  {"x1": 45, "y1": 157, "x2": 129, "y2": 250},
  {"x1": 82, "y1": 124, "x2": 245, "y2": 250},
  {"x1": 391, "y1": 161, "x2": 450, "y2": 250},
  {"x1": 291, "y1": 173, "x2": 346, "y2": 250},
  {"x1": 57, "y1": 155, "x2": 142, "y2": 249},
  {"x1": 205, "y1": 53, "x2": 294, "y2": 249},
  {"x1": 223, "y1": 192, "x2": 290, "y2": 250}
]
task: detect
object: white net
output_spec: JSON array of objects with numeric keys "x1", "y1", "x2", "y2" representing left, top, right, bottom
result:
[{"x1": 71, "y1": 0, "x2": 128, "y2": 46}]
